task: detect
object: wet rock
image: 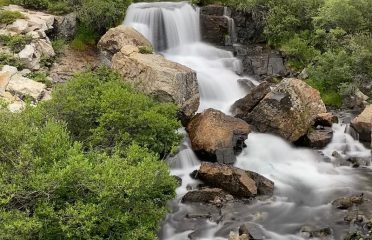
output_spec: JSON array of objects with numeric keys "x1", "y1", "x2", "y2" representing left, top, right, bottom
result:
[
  {"x1": 347, "y1": 156, "x2": 371, "y2": 168},
  {"x1": 98, "y1": 25, "x2": 152, "y2": 60},
  {"x1": 232, "y1": 81, "x2": 271, "y2": 117},
  {"x1": 111, "y1": 45, "x2": 199, "y2": 123},
  {"x1": 234, "y1": 44, "x2": 287, "y2": 79},
  {"x1": 229, "y1": 232, "x2": 250, "y2": 240},
  {"x1": 187, "y1": 109, "x2": 251, "y2": 164},
  {"x1": 200, "y1": 14, "x2": 228, "y2": 46},
  {"x1": 173, "y1": 175, "x2": 182, "y2": 186},
  {"x1": 190, "y1": 169, "x2": 199, "y2": 179},
  {"x1": 237, "y1": 78, "x2": 256, "y2": 93},
  {"x1": 181, "y1": 188, "x2": 232, "y2": 205},
  {"x1": 243, "y1": 78, "x2": 327, "y2": 142},
  {"x1": 332, "y1": 151, "x2": 351, "y2": 167},
  {"x1": 343, "y1": 88, "x2": 369, "y2": 110},
  {"x1": 295, "y1": 127, "x2": 333, "y2": 149},
  {"x1": 332, "y1": 194, "x2": 364, "y2": 210},
  {"x1": 198, "y1": 162, "x2": 274, "y2": 198},
  {"x1": 300, "y1": 226, "x2": 333, "y2": 239},
  {"x1": 314, "y1": 112, "x2": 338, "y2": 127},
  {"x1": 350, "y1": 104, "x2": 372, "y2": 143}
]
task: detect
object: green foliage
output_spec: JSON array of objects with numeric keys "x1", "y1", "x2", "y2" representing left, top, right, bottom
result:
[
  {"x1": 45, "y1": 67, "x2": 181, "y2": 157},
  {"x1": 0, "y1": 10, "x2": 24, "y2": 24},
  {"x1": 138, "y1": 45, "x2": 154, "y2": 54},
  {"x1": 12, "y1": 0, "x2": 49, "y2": 9},
  {"x1": 70, "y1": 25, "x2": 99, "y2": 51},
  {"x1": 0, "y1": 34, "x2": 32, "y2": 53},
  {"x1": 0, "y1": 53, "x2": 24, "y2": 69},
  {"x1": 0, "y1": 106, "x2": 176, "y2": 239},
  {"x1": 0, "y1": 0, "x2": 11, "y2": 7},
  {"x1": 51, "y1": 38, "x2": 67, "y2": 55}
]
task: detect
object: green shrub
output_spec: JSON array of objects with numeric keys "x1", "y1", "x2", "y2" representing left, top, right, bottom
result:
[
  {"x1": 0, "y1": 106, "x2": 177, "y2": 239},
  {"x1": 70, "y1": 25, "x2": 99, "y2": 51},
  {"x1": 0, "y1": 10, "x2": 24, "y2": 25},
  {"x1": 138, "y1": 45, "x2": 154, "y2": 54},
  {"x1": 44, "y1": 67, "x2": 181, "y2": 157},
  {"x1": 51, "y1": 38, "x2": 67, "y2": 55},
  {"x1": 12, "y1": 0, "x2": 49, "y2": 9},
  {"x1": 0, "y1": 53, "x2": 24, "y2": 69},
  {"x1": 47, "y1": 1, "x2": 72, "y2": 15},
  {"x1": 0, "y1": 34, "x2": 32, "y2": 53}
]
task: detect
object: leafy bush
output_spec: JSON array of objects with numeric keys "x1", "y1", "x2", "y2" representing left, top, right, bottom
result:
[
  {"x1": 12, "y1": 0, "x2": 49, "y2": 9},
  {"x1": 0, "y1": 34, "x2": 32, "y2": 53},
  {"x1": 0, "y1": 106, "x2": 177, "y2": 239},
  {"x1": 0, "y1": 10, "x2": 23, "y2": 24},
  {"x1": 70, "y1": 25, "x2": 99, "y2": 51},
  {"x1": 44, "y1": 67, "x2": 181, "y2": 157},
  {"x1": 0, "y1": 53, "x2": 24, "y2": 69}
]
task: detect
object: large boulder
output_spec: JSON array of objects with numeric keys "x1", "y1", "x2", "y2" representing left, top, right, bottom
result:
[
  {"x1": 231, "y1": 81, "x2": 271, "y2": 117},
  {"x1": 6, "y1": 74, "x2": 46, "y2": 101},
  {"x1": 111, "y1": 45, "x2": 199, "y2": 123},
  {"x1": 187, "y1": 108, "x2": 251, "y2": 164},
  {"x1": 98, "y1": 25, "x2": 152, "y2": 60},
  {"x1": 295, "y1": 127, "x2": 333, "y2": 149},
  {"x1": 198, "y1": 162, "x2": 274, "y2": 198},
  {"x1": 351, "y1": 105, "x2": 372, "y2": 143},
  {"x1": 241, "y1": 78, "x2": 327, "y2": 142},
  {"x1": 52, "y1": 13, "x2": 77, "y2": 40},
  {"x1": 200, "y1": 5, "x2": 229, "y2": 46}
]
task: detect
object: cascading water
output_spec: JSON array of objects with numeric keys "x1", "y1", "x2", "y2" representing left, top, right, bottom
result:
[{"x1": 124, "y1": 2, "x2": 372, "y2": 239}]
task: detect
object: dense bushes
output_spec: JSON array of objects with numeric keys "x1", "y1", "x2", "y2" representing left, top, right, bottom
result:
[
  {"x1": 220, "y1": 0, "x2": 372, "y2": 106},
  {"x1": 0, "y1": 67, "x2": 180, "y2": 239},
  {"x1": 45, "y1": 67, "x2": 181, "y2": 156}
]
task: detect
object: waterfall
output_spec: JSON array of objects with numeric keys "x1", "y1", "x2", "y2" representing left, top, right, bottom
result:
[
  {"x1": 124, "y1": 2, "x2": 200, "y2": 51},
  {"x1": 123, "y1": 2, "x2": 372, "y2": 240}
]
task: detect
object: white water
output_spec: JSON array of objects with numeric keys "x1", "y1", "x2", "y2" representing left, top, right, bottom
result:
[{"x1": 123, "y1": 2, "x2": 372, "y2": 239}]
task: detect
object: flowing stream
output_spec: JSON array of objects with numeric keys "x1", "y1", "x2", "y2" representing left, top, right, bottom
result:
[{"x1": 123, "y1": 2, "x2": 372, "y2": 239}]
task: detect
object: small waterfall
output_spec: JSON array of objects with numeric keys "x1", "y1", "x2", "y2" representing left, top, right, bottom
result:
[{"x1": 223, "y1": 6, "x2": 237, "y2": 46}]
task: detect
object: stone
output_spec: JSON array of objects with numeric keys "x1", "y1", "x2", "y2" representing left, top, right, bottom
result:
[
  {"x1": 198, "y1": 162, "x2": 274, "y2": 198},
  {"x1": 6, "y1": 19, "x2": 28, "y2": 34},
  {"x1": 300, "y1": 226, "x2": 333, "y2": 239},
  {"x1": 295, "y1": 127, "x2": 333, "y2": 149},
  {"x1": 111, "y1": 45, "x2": 199, "y2": 123},
  {"x1": 243, "y1": 78, "x2": 327, "y2": 142},
  {"x1": 332, "y1": 194, "x2": 364, "y2": 210},
  {"x1": 187, "y1": 109, "x2": 251, "y2": 164},
  {"x1": 6, "y1": 74, "x2": 46, "y2": 101},
  {"x1": 234, "y1": 44, "x2": 287, "y2": 79},
  {"x1": 18, "y1": 44, "x2": 36, "y2": 67},
  {"x1": 314, "y1": 112, "x2": 338, "y2": 127},
  {"x1": 52, "y1": 13, "x2": 77, "y2": 40},
  {"x1": 0, "y1": 65, "x2": 17, "y2": 93},
  {"x1": 98, "y1": 26, "x2": 152, "y2": 60},
  {"x1": 350, "y1": 105, "x2": 372, "y2": 143},
  {"x1": 200, "y1": 14, "x2": 229, "y2": 46},
  {"x1": 34, "y1": 39, "x2": 55, "y2": 58},
  {"x1": 231, "y1": 81, "x2": 271, "y2": 117},
  {"x1": 7, "y1": 100, "x2": 25, "y2": 112},
  {"x1": 237, "y1": 79, "x2": 256, "y2": 93},
  {"x1": 181, "y1": 188, "x2": 230, "y2": 204},
  {"x1": 343, "y1": 89, "x2": 369, "y2": 110}
]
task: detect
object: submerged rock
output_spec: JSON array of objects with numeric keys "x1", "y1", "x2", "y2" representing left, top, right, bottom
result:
[
  {"x1": 187, "y1": 109, "x2": 251, "y2": 164},
  {"x1": 350, "y1": 104, "x2": 372, "y2": 144},
  {"x1": 197, "y1": 162, "x2": 274, "y2": 198},
  {"x1": 332, "y1": 194, "x2": 364, "y2": 210},
  {"x1": 295, "y1": 127, "x2": 333, "y2": 149},
  {"x1": 242, "y1": 78, "x2": 327, "y2": 142},
  {"x1": 299, "y1": 226, "x2": 333, "y2": 239},
  {"x1": 182, "y1": 188, "x2": 233, "y2": 205}
]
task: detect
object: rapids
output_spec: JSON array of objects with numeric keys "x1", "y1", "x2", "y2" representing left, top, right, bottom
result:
[{"x1": 123, "y1": 2, "x2": 372, "y2": 239}]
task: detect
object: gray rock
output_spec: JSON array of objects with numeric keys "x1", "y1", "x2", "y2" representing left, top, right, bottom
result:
[{"x1": 52, "y1": 13, "x2": 77, "y2": 40}]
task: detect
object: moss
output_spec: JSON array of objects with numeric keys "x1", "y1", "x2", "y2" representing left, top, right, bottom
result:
[
  {"x1": 321, "y1": 91, "x2": 342, "y2": 107},
  {"x1": 0, "y1": 10, "x2": 24, "y2": 25},
  {"x1": 138, "y1": 45, "x2": 154, "y2": 54}
]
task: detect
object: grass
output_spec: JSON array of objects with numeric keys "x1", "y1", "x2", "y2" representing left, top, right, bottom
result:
[
  {"x1": 138, "y1": 45, "x2": 154, "y2": 54},
  {"x1": 321, "y1": 91, "x2": 342, "y2": 107},
  {"x1": 0, "y1": 10, "x2": 24, "y2": 25},
  {"x1": 51, "y1": 38, "x2": 67, "y2": 55},
  {"x1": 0, "y1": 34, "x2": 32, "y2": 53},
  {"x1": 0, "y1": 0, "x2": 11, "y2": 7},
  {"x1": 70, "y1": 25, "x2": 99, "y2": 51},
  {"x1": 0, "y1": 53, "x2": 24, "y2": 69}
]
